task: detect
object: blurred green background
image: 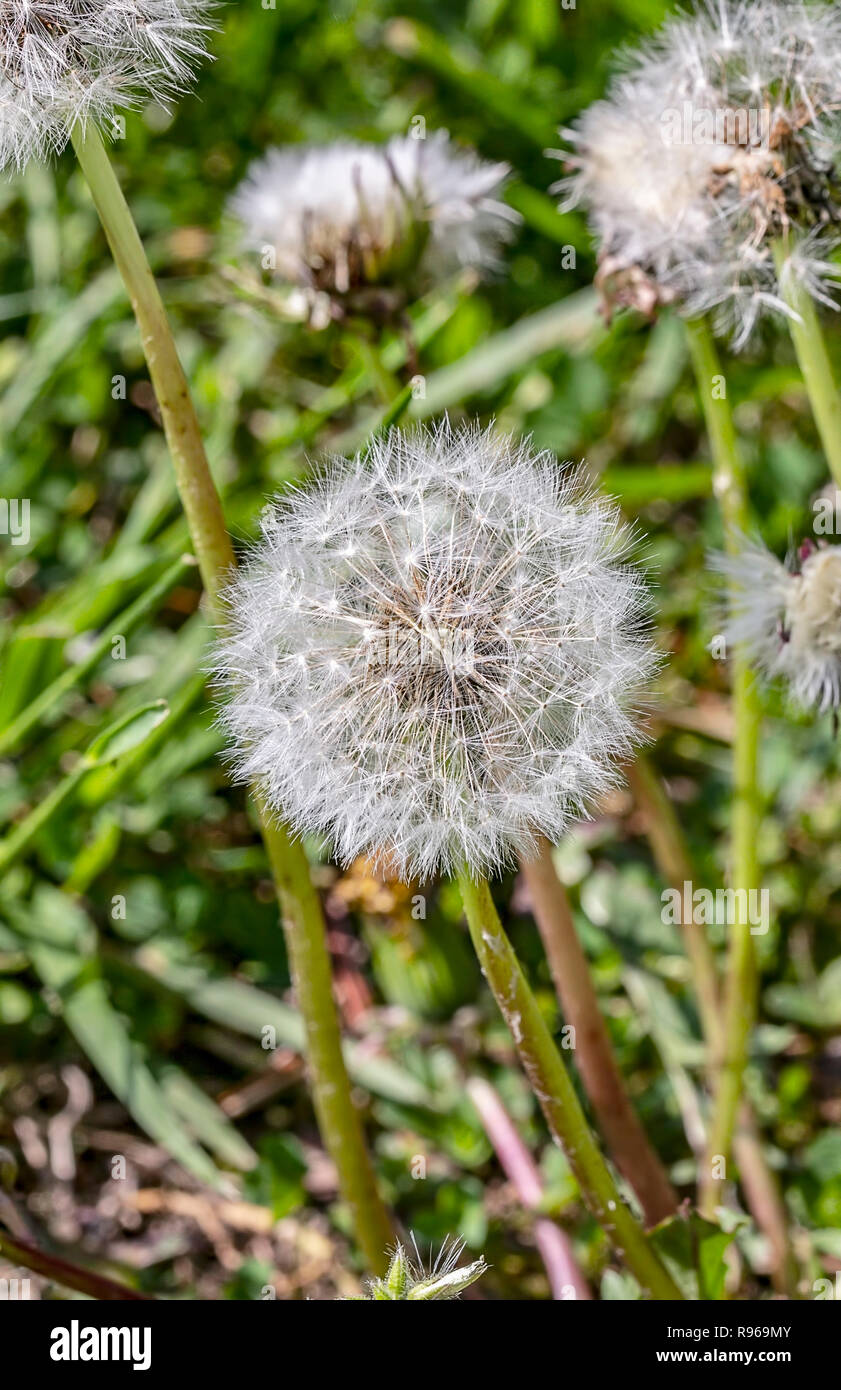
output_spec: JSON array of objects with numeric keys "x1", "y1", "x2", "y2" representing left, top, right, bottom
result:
[{"x1": 1, "y1": 0, "x2": 841, "y2": 1300}]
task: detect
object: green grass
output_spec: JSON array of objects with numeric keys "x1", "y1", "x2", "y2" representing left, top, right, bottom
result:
[{"x1": 1, "y1": 0, "x2": 840, "y2": 1301}]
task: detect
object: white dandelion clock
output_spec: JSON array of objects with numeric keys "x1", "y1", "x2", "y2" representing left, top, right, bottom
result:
[
  {"x1": 230, "y1": 131, "x2": 519, "y2": 322},
  {"x1": 0, "y1": 1, "x2": 217, "y2": 171},
  {"x1": 559, "y1": 0, "x2": 841, "y2": 344},
  {"x1": 213, "y1": 422, "x2": 658, "y2": 883},
  {"x1": 715, "y1": 538, "x2": 841, "y2": 712}
]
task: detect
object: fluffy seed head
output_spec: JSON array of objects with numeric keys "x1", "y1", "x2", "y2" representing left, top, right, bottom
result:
[
  {"x1": 0, "y1": 2, "x2": 217, "y2": 171},
  {"x1": 559, "y1": 0, "x2": 841, "y2": 345},
  {"x1": 230, "y1": 132, "x2": 519, "y2": 324},
  {"x1": 715, "y1": 537, "x2": 841, "y2": 711},
  {"x1": 213, "y1": 421, "x2": 657, "y2": 883}
]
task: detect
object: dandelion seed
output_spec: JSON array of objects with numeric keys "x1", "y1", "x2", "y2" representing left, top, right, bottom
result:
[
  {"x1": 0, "y1": 1, "x2": 217, "y2": 171},
  {"x1": 714, "y1": 537, "x2": 841, "y2": 712},
  {"x1": 213, "y1": 420, "x2": 658, "y2": 883},
  {"x1": 557, "y1": 0, "x2": 841, "y2": 345},
  {"x1": 229, "y1": 131, "x2": 519, "y2": 324}
]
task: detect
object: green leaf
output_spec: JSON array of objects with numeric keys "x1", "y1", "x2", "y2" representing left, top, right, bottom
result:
[
  {"x1": 0, "y1": 557, "x2": 191, "y2": 756},
  {"x1": 651, "y1": 1211, "x2": 736, "y2": 1301},
  {"x1": 765, "y1": 958, "x2": 841, "y2": 1029},
  {"x1": 805, "y1": 1131, "x2": 841, "y2": 1184},
  {"x1": 86, "y1": 700, "x2": 170, "y2": 766},
  {"x1": 0, "y1": 266, "x2": 123, "y2": 439},
  {"x1": 155, "y1": 1063, "x2": 258, "y2": 1173},
  {"x1": 0, "y1": 701, "x2": 170, "y2": 879},
  {"x1": 384, "y1": 19, "x2": 558, "y2": 146},
  {"x1": 409, "y1": 291, "x2": 602, "y2": 418},
  {"x1": 242, "y1": 1135, "x2": 307, "y2": 1221}
]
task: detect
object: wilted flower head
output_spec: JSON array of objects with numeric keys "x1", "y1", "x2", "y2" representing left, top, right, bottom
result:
[
  {"x1": 214, "y1": 421, "x2": 656, "y2": 883},
  {"x1": 0, "y1": 2, "x2": 216, "y2": 171},
  {"x1": 559, "y1": 0, "x2": 841, "y2": 346},
  {"x1": 347, "y1": 1237, "x2": 488, "y2": 1301},
  {"x1": 230, "y1": 131, "x2": 519, "y2": 325},
  {"x1": 715, "y1": 537, "x2": 841, "y2": 711}
]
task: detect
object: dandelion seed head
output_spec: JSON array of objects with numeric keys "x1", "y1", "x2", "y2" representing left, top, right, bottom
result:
[
  {"x1": 558, "y1": 86, "x2": 725, "y2": 310},
  {"x1": 559, "y1": 0, "x2": 841, "y2": 345},
  {"x1": 0, "y1": 1, "x2": 216, "y2": 170},
  {"x1": 214, "y1": 421, "x2": 657, "y2": 883},
  {"x1": 715, "y1": 537, "x2": 841, "y2": 712},
  {"x1": 230, "y1": 132, "x2": 519, "y2": 323}
]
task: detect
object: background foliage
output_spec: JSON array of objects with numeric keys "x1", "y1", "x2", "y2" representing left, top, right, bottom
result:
[{"x1": 1, "y1": 0, "x2": 841, "y2": 1300}]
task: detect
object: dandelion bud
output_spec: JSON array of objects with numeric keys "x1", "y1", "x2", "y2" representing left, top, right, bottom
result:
[
  {"x1": 229, "y1": 132, "x2": 519, "y2": 325},
  {"x1": 559, "y1": 0, "x2": 841, "y2": 346},
  {"x1": 0, "y1": 2, "x2": 217, "y2": 170},
  {"x1": 715, "y1": 538, "x2": 841, "y2": 712},
  {"x1": 349, "y1": 1238, "x2": 488, "y2": 1300},
  {"x1": 213, "y1": 421, "x2": 657, "y2": 883}
]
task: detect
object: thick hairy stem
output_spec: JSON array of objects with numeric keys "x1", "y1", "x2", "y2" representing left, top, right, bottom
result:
[
  {"x1": 685, "y1": 317, "x2": 762, "y2": 1221},
  {"x1": 72, "y1": 122, "x2": 392, "y2": 1272},
  {"x1": 457, "y1": 872, "x2": 683, "y2": 1300},
  {"x1": 520, "y1": 837, "x2": 678, "y2": 1227}
]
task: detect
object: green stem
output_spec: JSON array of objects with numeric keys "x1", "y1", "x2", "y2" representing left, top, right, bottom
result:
[
  {"x1": 70, "y1": 123, "x2": 234, "y2": 607},
  {"x1": 261, "y1": 811, "x2": 393, "y2": 1272},
  {"x1": 685, "y1": 317, "x2": 761, "y2": 1221},
  {"x1": 457, "y1": 872, "x2": 683, "y2": 1300},
  {"x1": 773, "y1": 237, "x2": 841, "y2": 490},
  {"x1": 70, "y1": 121, "x2": 392, "y2": 1273}
]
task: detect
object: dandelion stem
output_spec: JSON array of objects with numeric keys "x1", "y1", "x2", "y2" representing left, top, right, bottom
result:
[
  {"x1": 261, "y1": 809, "x2": 394, "y2": 1271},
  {"x1": 773, "y1": 238, "x2": 841, "y2": 491},
  {"x1": 685, "y1": 316, "x2": 762, "y2": 1222},
  {"x1": 70, "y1": 123, "x2": 234, "y2": 606},
  {"x1": 520, "y1": 837, "x2": 678, "y2": 1228},
  {"x1": 457, "y1": 871, "x2": 683, "y2": 1300},
  {"x1": 70, "y1": 121, "x2": 393, "y2": 1272}
]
